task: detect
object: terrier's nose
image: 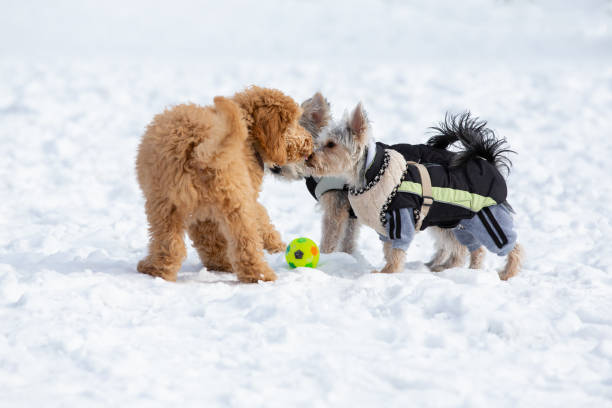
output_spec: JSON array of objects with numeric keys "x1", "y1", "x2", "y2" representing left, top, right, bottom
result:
[
  {"x1": 305, "y1": 154, "x2": 314, "y2": 166},
  {"x1": 270, "y1": 165, "x2": 282, "y2": 174}
]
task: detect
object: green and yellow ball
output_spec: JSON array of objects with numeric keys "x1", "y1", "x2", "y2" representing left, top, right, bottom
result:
[{"x1": 285, "y1": 237, "x2": 319, "y2": 268}]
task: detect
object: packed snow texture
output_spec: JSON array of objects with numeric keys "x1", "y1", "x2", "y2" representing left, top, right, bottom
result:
[{"x1": 1, "y1": 1, "x2": 612, "y2": 407}]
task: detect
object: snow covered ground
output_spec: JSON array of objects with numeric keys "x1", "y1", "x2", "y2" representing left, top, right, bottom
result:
[{"x1": 2, "y1": 1, "x2": 612, "y2": 407}]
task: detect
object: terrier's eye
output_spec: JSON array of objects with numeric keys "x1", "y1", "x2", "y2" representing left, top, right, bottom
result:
[{"x1": 325, "y1": 141, "x2": 336, "y2": 148}]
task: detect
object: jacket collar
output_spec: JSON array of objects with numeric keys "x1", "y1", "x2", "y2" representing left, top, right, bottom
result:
[{"x1": 364, "y1": 142, "x2": 386, "y2": 184}]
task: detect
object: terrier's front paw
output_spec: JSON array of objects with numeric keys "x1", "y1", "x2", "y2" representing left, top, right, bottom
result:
[
  {"x1": 373, "y1": 265, "x2": 399, "y2": 274},
  {"x1": 137, "y1": 258, "x2": 178, "y2": 282},
  {"x1": 320, "y1": 242, "x2": 336, "y2": 254}
]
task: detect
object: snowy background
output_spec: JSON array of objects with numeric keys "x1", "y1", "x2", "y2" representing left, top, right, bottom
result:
[{"x1": 1, "y1": 1, "x2": 612, "y2": 406}]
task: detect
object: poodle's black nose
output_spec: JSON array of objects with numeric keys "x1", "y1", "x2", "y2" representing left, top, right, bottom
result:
[{"x1": 270, "y1": 165, "x2": 282, "y2": 174}]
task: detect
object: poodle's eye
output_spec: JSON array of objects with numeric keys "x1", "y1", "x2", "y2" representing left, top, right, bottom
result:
[{"x1": 325, "y1": 141, "x2": 336, "y2": 148}]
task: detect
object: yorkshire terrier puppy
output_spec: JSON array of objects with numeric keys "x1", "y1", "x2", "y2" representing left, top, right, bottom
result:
[
  {"x1": 305, "y1": 104, "x2": 523, "y2": 280},
  {"x1": 268, "y1": 93, "x2": 360, "y2": 254},
  {"x1": 271, "y1": 94, "x2": 472, "y2": 267}
]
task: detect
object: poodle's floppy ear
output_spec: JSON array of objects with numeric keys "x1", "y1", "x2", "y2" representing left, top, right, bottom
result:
[
  {"x1": 251, "y1": 102, "x2": 299, "y2": 166},
  {"x1": 234, "y1": 86, "x2": 307, "y2": 165},
  {"x1": 300, "y1": 92, "x2": 332, "y2": 133},
  {"x1": 348, "y1": 102, "x2": 369, "y2": 143}
]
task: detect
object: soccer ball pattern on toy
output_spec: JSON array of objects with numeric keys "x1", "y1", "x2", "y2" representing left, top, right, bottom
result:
[{"x1": 285, "y1": 238, "x2": 319, "y2": 268}]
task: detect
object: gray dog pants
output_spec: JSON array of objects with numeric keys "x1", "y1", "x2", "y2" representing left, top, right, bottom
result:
[
  {"x1": 453, "y1": 203, "x2": 517, "y2": 256},
  {"x1": 379, "y1": 203, "x2": 518, "y2": 256}
]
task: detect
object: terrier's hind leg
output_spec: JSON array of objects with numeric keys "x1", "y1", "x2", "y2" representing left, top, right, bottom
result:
[
  {"x1": 429, "y1": 228, "x2": 468, "y2": 272},
  {"x1": 469, "y1": 247, "x2": 486, "y2": 269},
  {"x1": 426, "y1": 227, "x2": 452, "y2": 270},
  {"x1": 425, "y1": 247, "x2": 450, "y2": 270},
  {"x1": 432, "y1": 245, "x2": 468, "y2": 272}
]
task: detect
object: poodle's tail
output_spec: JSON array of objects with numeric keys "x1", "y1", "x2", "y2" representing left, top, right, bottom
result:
[
  {"x1": 193, "y1": 96, "x2": 248, "y2": 168},
  {"x1": 427, "y1": 112, "x2": 515, "y2": 175}
]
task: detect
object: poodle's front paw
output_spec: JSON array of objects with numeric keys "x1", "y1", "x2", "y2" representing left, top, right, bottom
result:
[
  {"x1": 237, "y1": 267, "x2": 277, "y2": 283},
  {"x1": 263, "y1": 231, "x2": 286, "y2": 253},
  {"x1": 137, "y1": 258, "x2": 178, "y2": 282}
]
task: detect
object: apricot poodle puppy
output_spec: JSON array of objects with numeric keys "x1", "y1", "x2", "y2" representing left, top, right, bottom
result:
[{"x1": 136, "y1": 86, "x2": 313, "y2": 283}]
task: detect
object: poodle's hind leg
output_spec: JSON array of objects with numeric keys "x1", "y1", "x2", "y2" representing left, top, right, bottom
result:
[
  {"x1": 137, "y1": 200, "x2": 187, "y2": 281},
  {"x1": 319, "y1": 192, "x2": 350, "y2": 254},
  {"x1": 187, "y1": 219, "x2": 233, "y2": 272},
  {"x1": 499, "y1": 243, "x2": 524, "y2": 281}
]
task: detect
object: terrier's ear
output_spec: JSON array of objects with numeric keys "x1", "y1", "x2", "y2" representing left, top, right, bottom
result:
[
  {"x1": 341, "y1": 109, "x2": 349, "y2": 122},
  {"x1": 301, "y1": 92, "x2": 332, "y2": 131},
  {"x1": 348, "y1": 102, "x2": 369, "y2": 141}
]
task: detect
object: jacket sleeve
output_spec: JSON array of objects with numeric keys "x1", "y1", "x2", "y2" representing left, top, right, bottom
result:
[{"x1": 378, "y1": 208, "x2": 416, "y2": 250}]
